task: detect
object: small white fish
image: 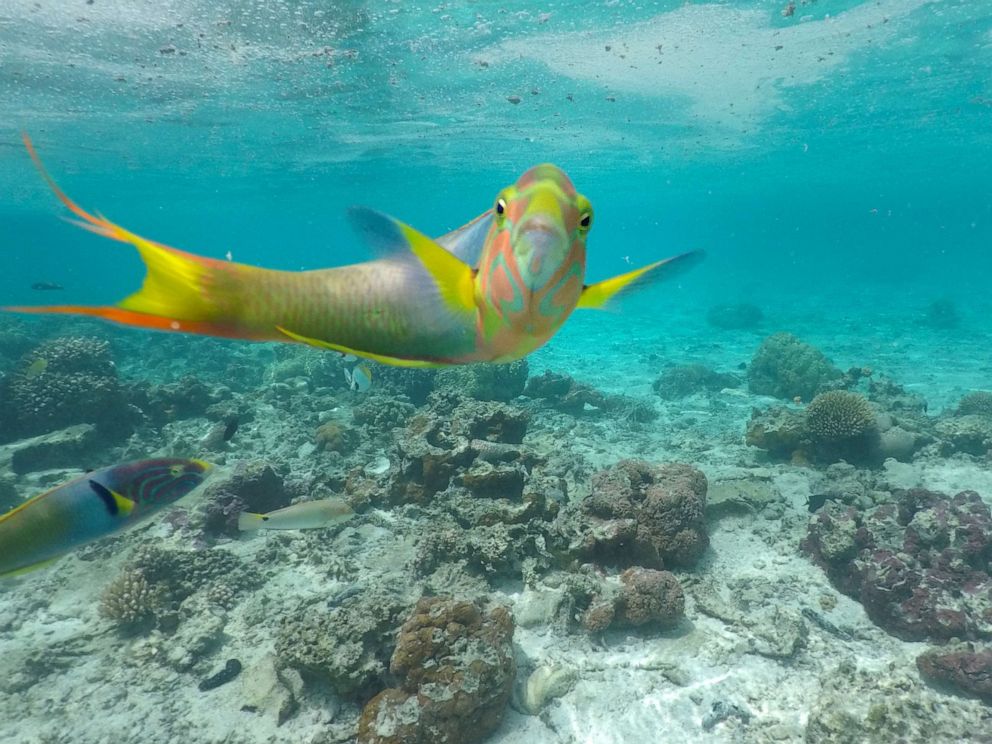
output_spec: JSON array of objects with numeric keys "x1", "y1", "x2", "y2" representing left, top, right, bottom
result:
[
  {"x1": 343, "y1": 362, "x2": 372, "y2": 392},
  {"x1": 225, "y1": 250, "x2": 233, "y2": 262},
  {"x1": 237, "y1": 498, "x2": 354, "y2": 531}
]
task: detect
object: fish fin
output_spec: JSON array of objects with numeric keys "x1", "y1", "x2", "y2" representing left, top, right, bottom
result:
[
  {"x1": 348, "y1": 207, "x2": 477, "y2": 317},
  {"x1": 237, "y1": 512, "x2": 267, "y2": 531},
  {"x1": 9, "y1": 135, "x2": 269, "y2": 340},
  {"x1": 275, "y1": 326, "x2": 449, "y2": 368},
  {"x1": 0, "y1": 557, "x2": 62, "y2": 580},
  {"x1": 88, "y1": 480, "x2": 135, "y2": 517},
  {"x1": 434, "y1": 210, "x2": 494, "y2": 268},
  {"x1": 577, "y1": 250, "x2": 705, "y2": 310}
]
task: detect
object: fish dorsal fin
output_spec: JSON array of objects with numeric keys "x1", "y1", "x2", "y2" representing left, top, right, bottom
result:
[
  {"x1": 88, "y1": 480, "x2": 135, "y2": 517},
  {"x1": 347, "y1": 207, "x2": 476, "y2": 317},
  {"x1": 578, "y1": 250, "x2": 705, "y2": 310},
  {"x1": 435, "y1": 210, "x2": 494, "y2": 268}
]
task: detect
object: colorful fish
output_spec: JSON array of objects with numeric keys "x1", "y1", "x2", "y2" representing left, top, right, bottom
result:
[
  {"x1": 0, "y1": 458, "x2": 211, "y2": 578},
  {"x1": 6, "y1": 136, "x2": 703, "y2": 367},
  {"x1": 237, "y1": 498, "x2": 354, "y2": 531}
]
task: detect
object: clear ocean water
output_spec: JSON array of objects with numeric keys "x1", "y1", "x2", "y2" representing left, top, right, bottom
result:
[{"x1": 2, "y1": 2, "x2": 992, "y2": 743}]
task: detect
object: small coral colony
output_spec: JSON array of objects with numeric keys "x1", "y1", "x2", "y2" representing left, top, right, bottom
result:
[{"x1": 2, "y1": 147, "x2": 991, "y2": 743}]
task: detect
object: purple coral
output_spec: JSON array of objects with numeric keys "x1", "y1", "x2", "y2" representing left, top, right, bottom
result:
[
  {"x1": 917, "y1": 643, "x2": 992, "y2": 704},
  {"x1": 571, "y1": 460, "x2": 709, "y2": 569},
  {"x1": 802, "y1": 489, "x2": 992, "y2": 642}
]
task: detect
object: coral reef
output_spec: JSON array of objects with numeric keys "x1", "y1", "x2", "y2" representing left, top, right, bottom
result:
[
  {"x1": 0, "y1": 336, "x2": 131, "y2": 441},
  {"x1": 744, "y1": 406, "x2": 805, "y2": 460},
  {"x1": 917, "y1": 643, "x2": 992, "y2": 704},
  {"x1": 358, "y1": 597, "x2": 515, "y2": 744},
  {"x1": 652, "y1": 364, "x2": 739, "y2": 399},
  {"x1": 747, "y1": 332, "x2": 844, "y2": 401},
  {"x1": 560, "y1": 460, "x2": 708, "y2": 570},
  {"x1": 706, "y1": 302, "x2": 764, "y2": 330},
  {"x1": 802, "y1": 489, "x2": 992, "y2": 642},
  {"x1": 276, "y1": 588, "x2": 412, "y2": 700}
]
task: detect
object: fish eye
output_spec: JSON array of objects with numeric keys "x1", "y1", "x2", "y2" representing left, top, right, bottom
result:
[
  {"x1": 169, "y1": 464, "x2": 183, "y2": 477},
  {"x1": 579, "y1": 212, "x2": 593, "y2": 230},
  {"x1": 495, "y1": 198, "x2": 507, "y2": 216}
]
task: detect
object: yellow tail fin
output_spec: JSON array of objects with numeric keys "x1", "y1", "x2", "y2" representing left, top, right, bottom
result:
[{"x1": 7, "y1": 135, "x2": 266, "y2": 340}]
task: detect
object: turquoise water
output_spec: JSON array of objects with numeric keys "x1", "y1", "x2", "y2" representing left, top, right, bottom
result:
[{"x1": 3, "y1": 2, "x2": 992, "y2": 743}]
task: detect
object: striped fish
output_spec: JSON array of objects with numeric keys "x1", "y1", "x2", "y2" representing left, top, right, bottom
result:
[{"x1": 0, "y1": 458, "x2": 211, "y2": 578}]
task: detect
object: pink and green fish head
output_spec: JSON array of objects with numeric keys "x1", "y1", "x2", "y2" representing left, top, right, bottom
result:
[{"x1": 477, "y1": 164, "x2": 593, "y2": 360}]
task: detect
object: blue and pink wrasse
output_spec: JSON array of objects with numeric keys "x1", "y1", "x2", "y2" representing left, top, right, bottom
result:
[
  {"x1": 6, "y1": 137, "x2": 703, "y2": 366},
  {"x1": 0, "y1": 458, "x2": 211, "y2": 578}
]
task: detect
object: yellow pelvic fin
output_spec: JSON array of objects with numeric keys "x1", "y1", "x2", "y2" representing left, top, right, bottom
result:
[
  {"x1": 577, "y1": 251, "x2": 705, "y2": 310},
  {"x1": 274, "y1": 326, "x2": 448, "y2": 368}
]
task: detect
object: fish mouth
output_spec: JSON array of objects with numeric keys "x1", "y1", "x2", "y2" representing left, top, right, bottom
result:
[{"x1": 516, "y1": 219, "x2": 568, "y2": 292}]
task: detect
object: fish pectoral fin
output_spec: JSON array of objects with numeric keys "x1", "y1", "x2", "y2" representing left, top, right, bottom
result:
[
  {"x1": 347, "y1": 207, "x2": 477, "y2": 316},
  {"x1": 88, "y1": 480, "x2": 135, "y2": 517},
  {"x1": 577, "y1": 250, "x2": 705, "y2": 310},
  {"x1": 0, "y1": 556, "x2": 62, "y2": 580},
  {"x1": 274, "y1": 326, "x2": 446, "y2": 368}
]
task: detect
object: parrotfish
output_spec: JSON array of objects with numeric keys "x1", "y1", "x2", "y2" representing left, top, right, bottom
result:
[
  {"x1": 0, "y1": 458, "x2": 211, "y2": 578},
  {"x1": 237, "y1": 498, "x2": 354, "y2": 531},
  {"x1": 6, "y1": 136, "x2": 703, "y2": 367}
]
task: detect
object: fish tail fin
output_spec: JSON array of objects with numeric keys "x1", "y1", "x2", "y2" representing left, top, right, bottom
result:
[
  {"x1": 577, "y1": 250, "x2": 705, "y2": 310},
  {"x1": 8, "y1": 134, "x2": 267, "y2": 339},
  {"x1": 237, "y1": 512, "x2": 266, "y2": 532}
]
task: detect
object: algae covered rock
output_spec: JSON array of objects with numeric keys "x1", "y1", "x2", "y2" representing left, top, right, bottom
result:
[
  {"x1": 917, "y1": 643, "x2": 992, "y2": 704},
  {"x1": 802, "y1": 489, "x2": 992, "y2": 642},
  {"x1": 199, "y1": 461, "x2": 291, "y2": 536},
  {"x1": 747, "y1": 332, "x2": 843, "y2": 401},
  {"x1": 276, "y1": 588, "x2": 412, "y2": 700},
  {"x1": 564, "y1": 460, "x2": 708, "y2": 570},
  {"x1": 358, "y1": 597, "x2": 515, "y2": 744}
]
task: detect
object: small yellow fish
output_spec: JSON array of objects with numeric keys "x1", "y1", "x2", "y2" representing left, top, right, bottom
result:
[
  {"x1": 23, "y1": 358, "x2": 48, "y2": 379},
  {"x1": 237, "y1": 498, "x2": 354, "y2": 531}
]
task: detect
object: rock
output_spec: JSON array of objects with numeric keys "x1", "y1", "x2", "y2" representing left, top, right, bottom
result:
[
  {"x1": 745, "y1": 606, "x2": 807, "y2": 658},
  {"x1": 6, "y1": 424, "x2": 100, "y2": 474},
  {"x1": 240, "y1": 653, "x2": 303, "y2": 725},
  {"x1": 652, "y1": 364, "x2": 739, "y2": 399},
  {"x1": 917, "y1": 643, "x2": 992, "y2": 704}
]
